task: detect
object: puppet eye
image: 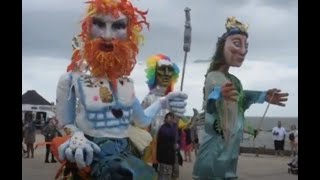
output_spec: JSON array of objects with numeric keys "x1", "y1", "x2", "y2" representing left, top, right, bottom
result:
[
  {"x1": 233, "y1": 41, "x2": 241, "y2": 47},
  {"x1": 92, "y1": 18, "x2": 105, "y2": 28},
  {"x1": 112, "y1": 20, "x2": 127, "y2": 30}
]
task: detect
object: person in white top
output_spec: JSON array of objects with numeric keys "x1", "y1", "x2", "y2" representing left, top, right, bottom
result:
[{"x1": 272, "y1": 121, "x2": 287, "y2": 156}]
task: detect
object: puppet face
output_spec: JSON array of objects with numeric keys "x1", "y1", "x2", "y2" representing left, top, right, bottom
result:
[
  {"x1": 68, "y1": 0, "x2": 149, "y2": 79},
  {"x1": 83, "y1": 12, "x2": 137, "y2": 79},
  {"x1": 223, "y1": 34, "x2": 248, "y2": 67},
  {"x1": 90, "y1": 13, "x2": 128, "y2": 43},
  {"x1": 156, "y1": 60, "x2": 174, "y2": 88}
]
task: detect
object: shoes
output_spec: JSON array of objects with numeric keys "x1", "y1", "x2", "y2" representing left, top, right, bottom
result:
[
  {"x1": 45, "y1": 160, "x2": 49, "y2": 163},
  {"x1": 51, "y1": 159, "x2": 57, "y2": 163}
]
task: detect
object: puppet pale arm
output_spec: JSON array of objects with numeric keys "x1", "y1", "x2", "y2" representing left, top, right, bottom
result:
[
  {"x1": 56, "y1": 72, "x2": 78, "y2": 132},
  {"x1": 56, "y1": 73, "x2": 100, "y2": 169},
  {"x1": 132, "y1": 92, "x2": 188, "y2": 128}
]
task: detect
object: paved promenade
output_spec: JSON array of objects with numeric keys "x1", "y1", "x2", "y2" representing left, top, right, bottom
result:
[{"x1": 22, "y1": 135, "x2": 298, "y2": 180}]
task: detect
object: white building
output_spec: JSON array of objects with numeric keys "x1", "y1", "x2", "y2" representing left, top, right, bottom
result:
[{"x1": 22, "y1": 90, "x2": 55, "y2": 128}]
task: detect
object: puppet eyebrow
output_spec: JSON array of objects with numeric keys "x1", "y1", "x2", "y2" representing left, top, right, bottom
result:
[
  {"x1": 114, "y1": 18, "x2": 127, "y2": 23},
  {"x1": 113, "y1": 19, "x2": 127, "y2": 25},
  {"x1": 231, "y1": 37, "x2": 243, "y2": 41}
]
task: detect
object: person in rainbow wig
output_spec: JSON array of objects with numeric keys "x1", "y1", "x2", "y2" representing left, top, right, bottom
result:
[
  {"x1": 137, "y1": 54, "x2": 180, "y2": 170},
  {"x1": 192, "y1": 16, "x2": 289, "y2": 179},
  {"x1": 144, "y1": 54, "x2": 180, "y2": 97},
  {"x1": 54, "y1": 0, "x2": 188, "y2": 179}
]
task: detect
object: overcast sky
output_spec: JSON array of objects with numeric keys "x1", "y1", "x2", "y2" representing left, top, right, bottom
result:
[{"x1": 22, "y1": 0, "x2": 298, "y2": 117}]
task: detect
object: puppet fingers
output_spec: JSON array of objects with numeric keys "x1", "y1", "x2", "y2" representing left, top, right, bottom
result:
[
  {"x1": 65, "y1": 147, "x2": 75, "y2": 162},
  {"x1": 168, "y1": 101, "x2": 187, "y2": 109},
  {"x1": 58, "y1": 140, "x2": 70, "y2": 161},
  {"x1": 84, "y1": 144, "x2": 94, "y2": 166},
  {"x1": 74, "y1": 147, "x2": 86, "y2": 169}
]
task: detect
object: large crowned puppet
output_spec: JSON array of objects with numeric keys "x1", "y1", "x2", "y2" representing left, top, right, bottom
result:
[
  {"x1": 54, "y1": 0, "x2": 188, "y2": 179},
  {"x1": 192, "y1": 17, "x2": 289, "y2": 179}
]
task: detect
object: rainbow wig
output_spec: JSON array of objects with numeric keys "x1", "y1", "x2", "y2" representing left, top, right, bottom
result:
[{"x1": 145, "y1": 54, "x2": 180, "y2": 95}]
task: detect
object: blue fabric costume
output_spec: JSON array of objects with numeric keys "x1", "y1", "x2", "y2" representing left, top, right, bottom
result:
[
  {"x1": 193, "y1": 17, "x2": 268, "y2": 180},
  {"x1": 193, "y1": 72, "x2": 266, "y2": 179}
]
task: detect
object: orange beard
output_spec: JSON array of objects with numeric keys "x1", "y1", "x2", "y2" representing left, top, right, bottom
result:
[{"x1": 83, "y1": 38, "x2": 138, "y2": 80}]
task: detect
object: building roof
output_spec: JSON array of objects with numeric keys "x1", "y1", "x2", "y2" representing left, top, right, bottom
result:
[{"x1": 22, "y1": 90, "x2": 52, "y2": 106}]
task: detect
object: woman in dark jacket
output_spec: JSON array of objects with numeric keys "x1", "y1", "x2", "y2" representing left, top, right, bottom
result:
[
  {"x1": 156, "y1": 112, "x2": 180, "y2": 180},
  {"x1": 23, "y1": 113, "x2": 36, "y2": 158},
  {"x1": 42, "y1": 118, "x2": 61, "y2": 163}
]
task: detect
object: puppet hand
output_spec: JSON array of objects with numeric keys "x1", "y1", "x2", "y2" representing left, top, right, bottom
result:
[
  {"x1": 58, "y1": 131, "x2": 101, "y2": 169},
  {"x1": 162, "y1": 91, "x2": 188, "y2": 117},
  {"x1": 221, "y1": 82, "x2": 238, "y2": 101},
  {"x1": 266, "y1": 88, "x2": 289, "y2": 107}
]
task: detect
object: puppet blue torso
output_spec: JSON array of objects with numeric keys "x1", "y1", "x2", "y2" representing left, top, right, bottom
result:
[{"x1": 68, "y1": 73, "x2": 137, "y2": 138}]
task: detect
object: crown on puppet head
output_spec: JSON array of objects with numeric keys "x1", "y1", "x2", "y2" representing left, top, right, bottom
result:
[{"x1": 225, "y1": 16, "x2": 249, "y2": 33}]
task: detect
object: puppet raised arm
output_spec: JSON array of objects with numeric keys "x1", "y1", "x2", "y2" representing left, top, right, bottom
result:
[
  {"x1": 243, "y1": 88, "x2": 289, "y2": 110},
  {"x1": 132, "y1": 92, "x2": 188, "y2": 128},
  {"x1": 242, "y1": 89, "x2": 288, "y2": 135},
  {"x1": 242, "y1": 90, "x2": 266, "y2": 111}
]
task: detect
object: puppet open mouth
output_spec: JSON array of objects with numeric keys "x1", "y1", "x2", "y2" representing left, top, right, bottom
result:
[
  {"x1": 161, "y1": 76, "x2": 170, "y2": 82},
  {"x1": 162, "y1": 78, "x2": 169, "y2": 82},
  {"x1": 100, "y1": 42, "x2": 114, "y2": 52}
]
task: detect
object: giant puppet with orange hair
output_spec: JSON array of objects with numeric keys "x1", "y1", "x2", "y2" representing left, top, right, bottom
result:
[{"x1": 55, "y1": 0, "x2": 188, "y2": 179}]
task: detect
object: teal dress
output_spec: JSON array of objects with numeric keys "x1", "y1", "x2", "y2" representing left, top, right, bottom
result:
[{"x1": 192, "y1": 71, "x2": 266, "y2": 180}]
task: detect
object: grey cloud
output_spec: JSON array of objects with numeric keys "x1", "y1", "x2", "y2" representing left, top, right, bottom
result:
[
  {"x1": 202, "y1": 0, "x2": 253, "y2": 8},
  {"x1": 23, "y1": 0, "x2": 297, "y2": 63},
  {"x1": 257, "y1": 0, "x2": 298, "y2": 9},
  {"x1": 22, "y1": 0, "x2": 85, "y2": 12},
  {"x1": 23, "y1": 11, "x2": 82, "y2": 58}
]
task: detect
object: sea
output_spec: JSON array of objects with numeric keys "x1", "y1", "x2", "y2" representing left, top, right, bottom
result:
[
  {"x1": 193, "y1": 115, "x2": 298, "y2": 150},
  {"x1": 240, "y1": 116, "x2": 298, "y2": 150}
]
